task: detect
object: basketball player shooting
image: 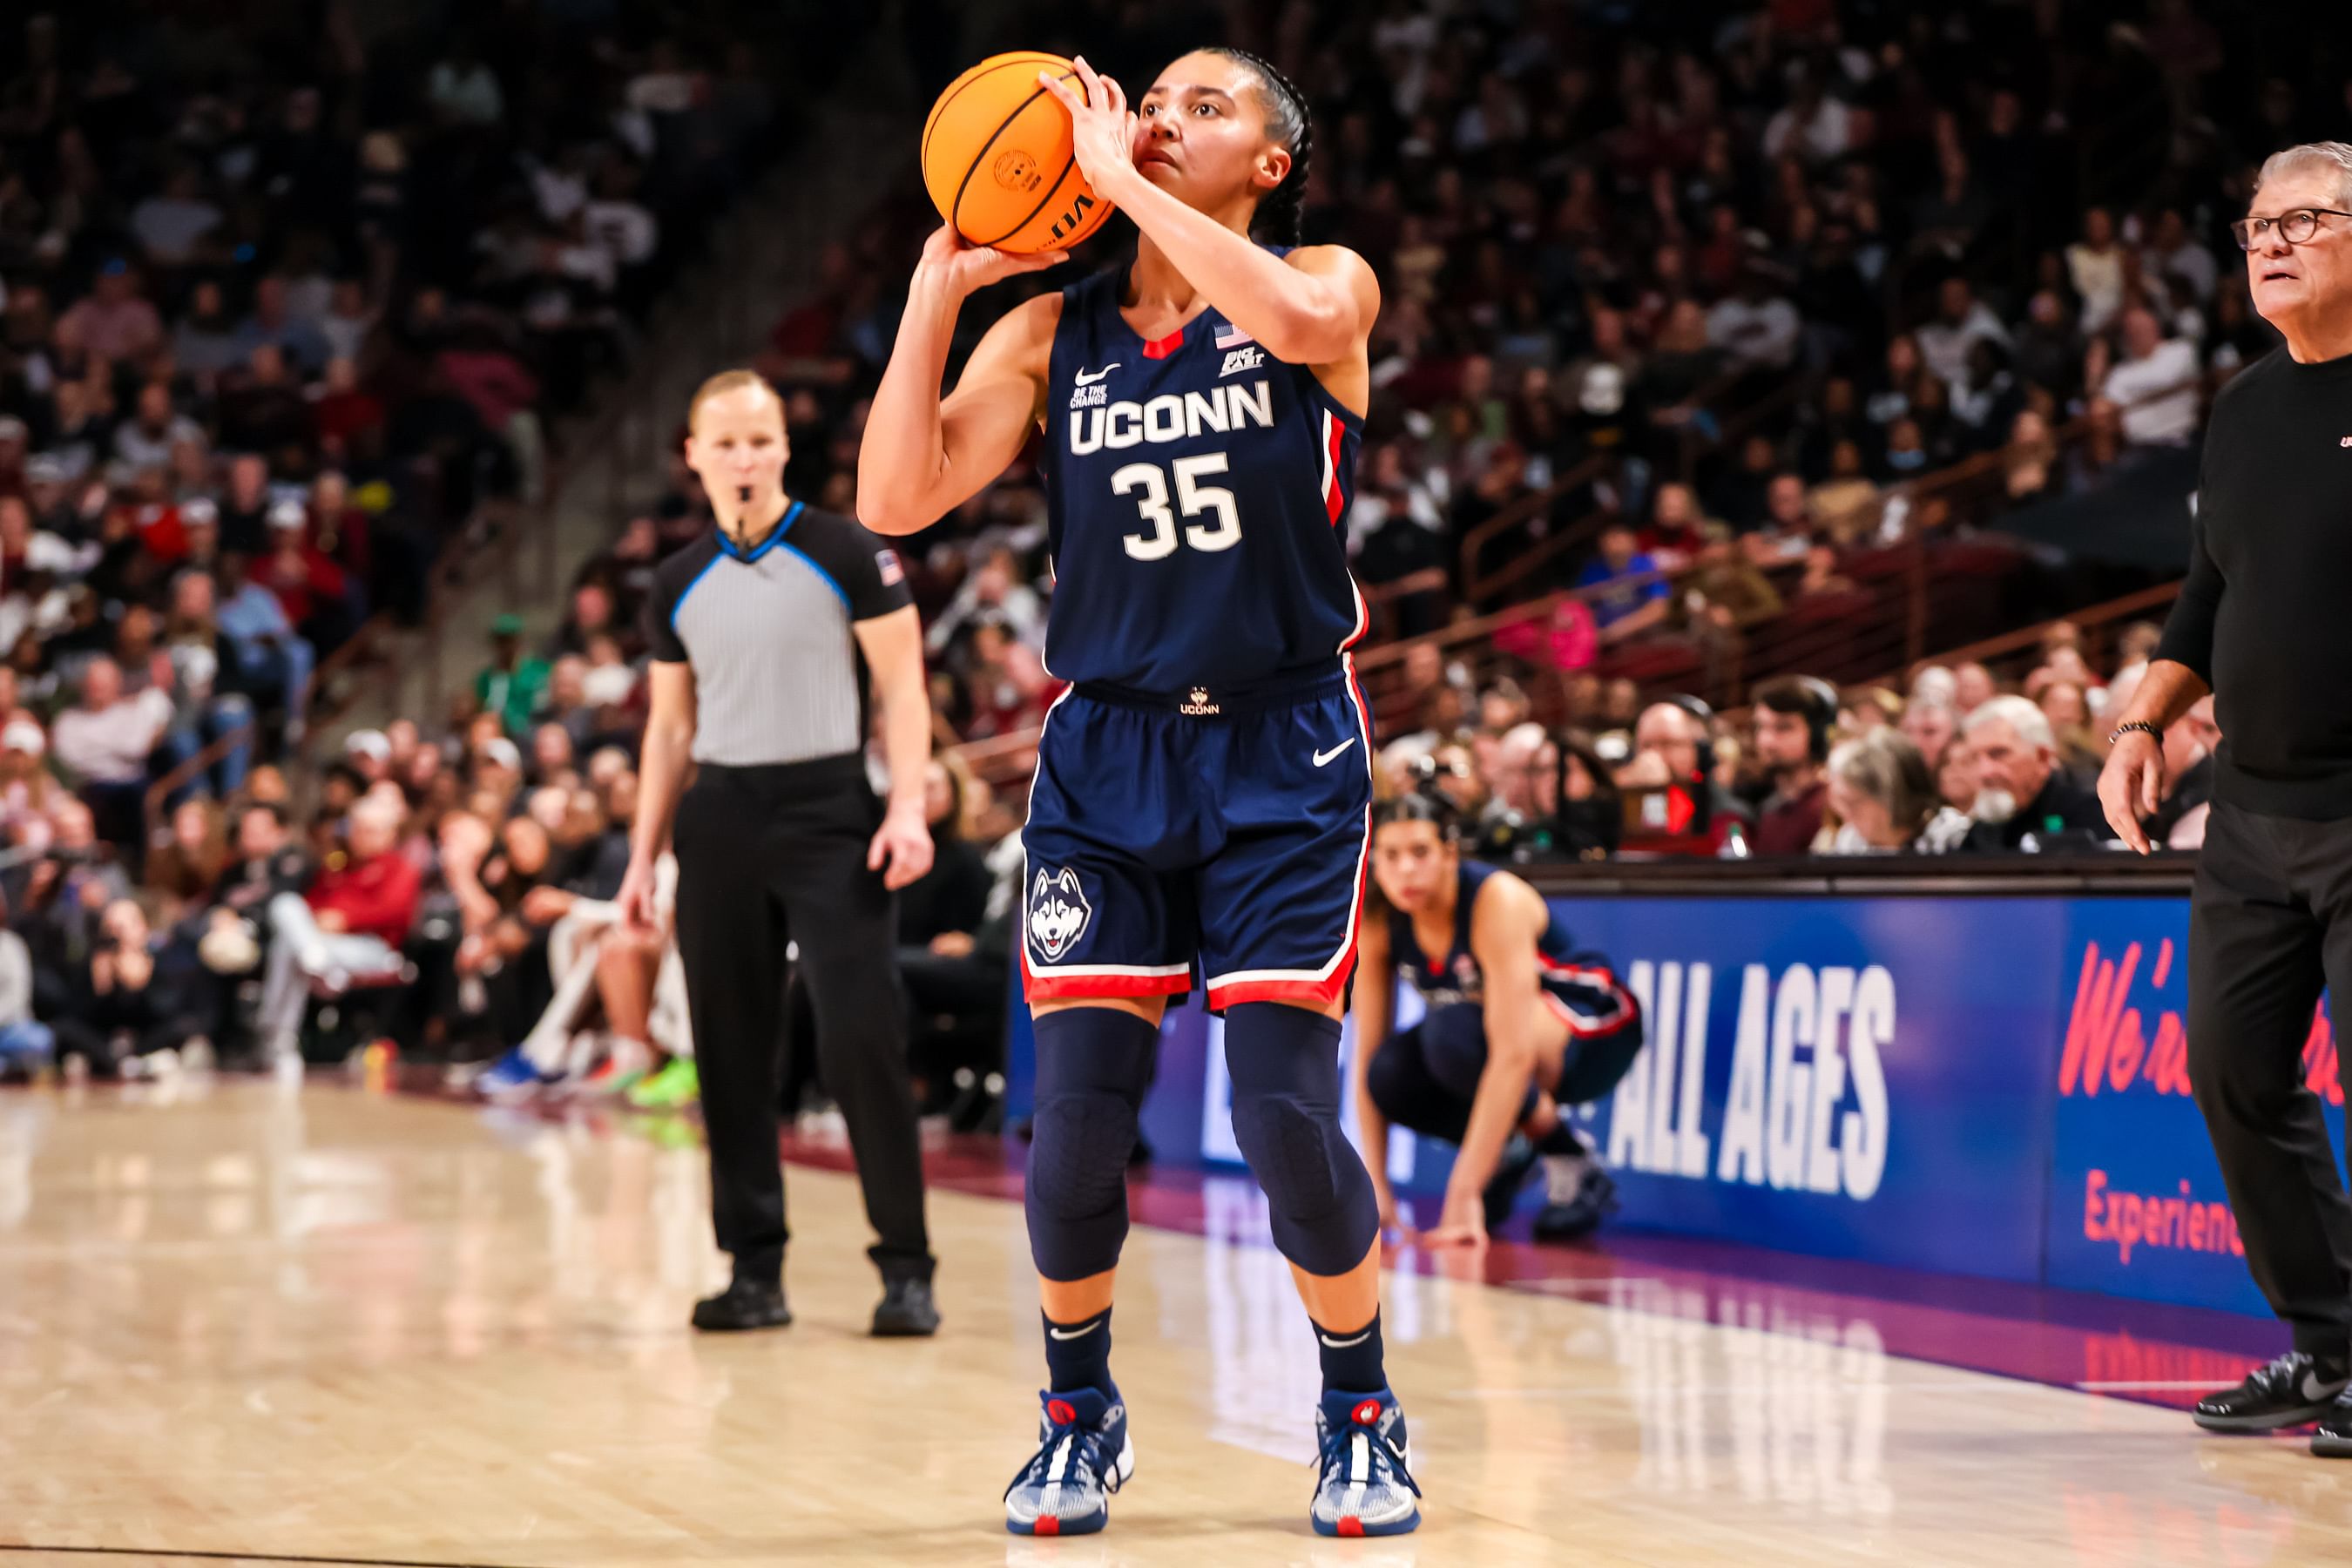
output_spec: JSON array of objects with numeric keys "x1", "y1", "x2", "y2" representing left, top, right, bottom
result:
[{"x1": 859, "y1": 49, "x2": 1415, "y2": 1539}]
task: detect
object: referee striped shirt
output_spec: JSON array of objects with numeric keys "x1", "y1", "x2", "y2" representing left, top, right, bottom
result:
[{"x1": 643, "y1": 501, "x2": 914, "y2": 767}]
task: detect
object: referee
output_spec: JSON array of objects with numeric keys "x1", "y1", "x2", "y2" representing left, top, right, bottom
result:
[
  {"x1": 621, "y1": 368, "x2": 937, "y2": 1337},
  {"x1": 2099, "y1": 141, "x2": 2352, "y2": 1452}
]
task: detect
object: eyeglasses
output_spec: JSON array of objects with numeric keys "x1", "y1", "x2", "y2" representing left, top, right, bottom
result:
[{"x1": 2229, "y1": 207, "x2": 2352, "y2": 250}]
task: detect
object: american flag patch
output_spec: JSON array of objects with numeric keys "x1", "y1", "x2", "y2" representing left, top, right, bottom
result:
[
  {"x1": 1214, "y1": 322, "x2": 1253, "y2": 349},
  {"x1": 875, "y1": 549, "x2": 904, "y2": 585}
]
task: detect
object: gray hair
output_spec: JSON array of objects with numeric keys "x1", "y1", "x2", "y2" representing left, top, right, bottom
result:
[
  {"x1": 1909, "y1": 666, "x2": 1957, "y2": 709},
  {"x1": 1827, "y1": 731, "x2": 1939, "y2": 835},
  {"x1": 1962, "y1": 693, "x2": 2055, "y2": 753},
  {"x1": 2256, "y1": 141, "x2": 2352, "y2": 207}
]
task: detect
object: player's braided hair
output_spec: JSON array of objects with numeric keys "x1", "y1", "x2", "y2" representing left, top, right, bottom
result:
[{"x1": 1204, "y1": 46, "x2": 1313, "y2": 245}]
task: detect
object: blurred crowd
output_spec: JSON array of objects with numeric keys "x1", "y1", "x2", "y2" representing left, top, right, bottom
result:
[
  {"x1": 0, "y1": 1, "x2": 831, "y2": 1082},
  {"x1": 3, "y1": 0, "x2": 2301, "y2": 1088},
  {"x1": 1374, "y1": 614, "x2": 2207, "y2": 862},
  {"x1": 652, "y1": 0, "x2": 2299, "y2": 745}
]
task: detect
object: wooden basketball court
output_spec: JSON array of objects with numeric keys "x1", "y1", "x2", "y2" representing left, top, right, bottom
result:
[{"x1": 1, "y1": 1078, "x2": 2344, "y2": 1565}]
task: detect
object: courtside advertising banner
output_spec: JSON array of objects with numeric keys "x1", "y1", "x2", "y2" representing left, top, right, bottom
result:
[
  {"x1": 2043, "y1": 898, "x2": 2340, "y2": 1315},
  {"x1": 1000, "y1": 889, "x2": 2340, "y2": 1316}
]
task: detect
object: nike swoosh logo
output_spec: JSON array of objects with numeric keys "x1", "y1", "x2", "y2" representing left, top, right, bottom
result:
[
  {"x1": 1047, "y1": 1321, "x2": 1105, "y2": 1341},
  {"x1": 1317, "y1": 1328, "x2": 1372, "y2": 1348},
  {"x1": 1313, "y1": 740, "x2": 1357, "y2": 767},
  {"x1": 1074, "y1": 363, "x2": 1120, "y2": 386},
  {"x1": 2308, "y1": 1370, "x2": 2343, "y2": 1401}
]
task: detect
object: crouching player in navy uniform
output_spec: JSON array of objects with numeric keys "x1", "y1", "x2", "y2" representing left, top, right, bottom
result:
[
  {"x1": 861, "y1": 46, "x2": 1420, "y2": 1541},
  {"x1": 1352, "y1": 787, "x2": 1642, "y2": 1247}
]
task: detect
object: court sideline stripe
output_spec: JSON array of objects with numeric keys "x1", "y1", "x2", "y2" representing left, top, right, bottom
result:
[{"x1": 0, "y1": 1545, "x2": 526, "y2": 1568}]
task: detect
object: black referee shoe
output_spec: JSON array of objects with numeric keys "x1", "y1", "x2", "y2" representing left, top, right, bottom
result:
[
  {"x1": 692, "y1": 1277, "x2": 792, "y2": 1333},
  {"x1": 2315, "y1": 1396, "x2": 2352, "y2": 1456},
  {"x1": 870, "y1": 1276, "x2": 940, "y2": 1337},
  {"x1": 2193, "y1": 1351, "x2": 2347, "y2": 1431}
]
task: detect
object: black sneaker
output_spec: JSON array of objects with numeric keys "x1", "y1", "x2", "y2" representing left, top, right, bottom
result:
[
  {"x1": 1532, "y1": 1152, "x2": 1619, "y2": 1242},
  {"x1": 871, "y1": 1276, "x2": 941, "y2": 1338},
  {"x1": 1483, "y1": 1133, "x2": 1541, "y2": 1231},
  {"x1": 692, "y1": 1277, "x2": 792, "y2": 1333},
  {"x1": 2315, "y1": 1396, "x2": 2352, "y2": 1456},
  {"x1": 2193, "y1": 1351, "x2": 2347, "y2": 1431}
]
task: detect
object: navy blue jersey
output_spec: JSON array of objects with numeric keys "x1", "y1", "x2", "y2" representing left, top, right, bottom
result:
[
  {"x1": 1390, "y1": 860, "x2": 1582, "y2": 1010},
  {"x1": 1037, "y1": 253, "x2": 1368, "y2": 693}
]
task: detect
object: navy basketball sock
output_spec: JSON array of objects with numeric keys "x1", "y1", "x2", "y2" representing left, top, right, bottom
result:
[
  {"x1": 1043, "y1": 1307, "x2": 1113, "y2": 1393},
  {"x1": 1315, "y1": 1308, "x2": 1386, "y2": 1396}
]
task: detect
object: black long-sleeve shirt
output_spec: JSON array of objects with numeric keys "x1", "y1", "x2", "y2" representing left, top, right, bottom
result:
[{"x1": 2156, "y1": 347, "x2": 2352, "y2": 819}]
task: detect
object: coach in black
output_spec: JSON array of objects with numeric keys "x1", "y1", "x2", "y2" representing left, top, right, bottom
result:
[
  {"x1": 622, "y1": 368, "x2": 938, "y2": 1337},
  {"x1": 2100, "y1": 141, "x2": 2352, "y2": 1452}
]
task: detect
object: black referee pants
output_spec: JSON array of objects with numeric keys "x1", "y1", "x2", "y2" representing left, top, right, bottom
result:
[
  {"x1": 672, "y1": 758, "x2": 933, "y2": 1287},
  {"x1": 2190, "y1": 799, "x2": 2352, "y2": 1356}
]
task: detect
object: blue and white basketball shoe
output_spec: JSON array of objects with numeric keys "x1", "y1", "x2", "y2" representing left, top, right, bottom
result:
[
  {"x1": 1312, "y1": 1389, "x2": 1422, "y2": 1537},
  {"x1": 471, "y1": 1045, "x2": 558, "y2": 1102},
  {"x1": 1004, "y1": 1385, "x2": 1134, "y2": 1537}
]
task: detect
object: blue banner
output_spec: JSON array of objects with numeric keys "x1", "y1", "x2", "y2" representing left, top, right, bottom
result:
[
  {"x1": 1000, "y1": 889, "x2": 2339, "y2": 1316},
  {"x1": 1552, "y1": 897, "x2": 2065, "y2": 1282},
  {"x1": 2042, "y1": 899, "x2": 2341, "y2": 1315}
]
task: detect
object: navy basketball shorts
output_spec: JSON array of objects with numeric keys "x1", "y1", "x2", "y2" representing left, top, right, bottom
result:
[{"x1": 1020, "y1": 663, "x2": 1374, "y2": 1013}]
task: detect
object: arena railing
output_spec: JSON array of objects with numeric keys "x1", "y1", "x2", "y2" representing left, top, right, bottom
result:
[
  {"x1": 1452, "y1": 368, "x2": 1821, "y2": 614},
  {"x1": 1884, "y1": 578, "x2": 2184, "y2": 693}
]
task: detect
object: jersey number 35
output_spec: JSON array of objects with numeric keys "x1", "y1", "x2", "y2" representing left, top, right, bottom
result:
[{"x1": 1112, "y1": 453, "x2": 1240, "y2": 561}]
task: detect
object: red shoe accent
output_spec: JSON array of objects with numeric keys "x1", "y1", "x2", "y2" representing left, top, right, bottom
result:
[
  {"x1": 1338, "y1": 1517, "x2": 1364, "y2": 1538},
  {"x1": 1352, "y1": 1398, "x2": 1382, "y2": 1426},
  {"x1": 1034, "y1": 1515, "x2": 1060, "y2": 1537},
  {"x1": 1047, "y1": 1398, "x2": 1076, "y2": 1424}
]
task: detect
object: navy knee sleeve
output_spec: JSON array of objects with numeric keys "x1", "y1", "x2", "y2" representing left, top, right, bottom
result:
[
  {"x1": 1223, "y1": 1004, "x2": 1379, "y2": 1276},
  {"x1": 1025, "y1": 1008, "x2": 1157, "y2": 1281}
]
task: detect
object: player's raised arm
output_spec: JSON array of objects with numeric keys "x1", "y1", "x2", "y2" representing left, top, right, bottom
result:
[
  {"x1": 1038, "y1": 55, "x2": 1377, "y2": 370},
  {"x1": 856, "y1": 229, "x2": 1064, "y2": 537}
]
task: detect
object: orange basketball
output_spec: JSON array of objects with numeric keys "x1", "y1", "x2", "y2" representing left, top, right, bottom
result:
[{"x1": 922, "y1": 51, "x2": 1118, "y2": 255}]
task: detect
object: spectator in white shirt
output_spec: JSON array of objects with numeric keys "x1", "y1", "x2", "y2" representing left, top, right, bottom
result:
[
  {"x1": 112, "y1": 382, "x2": 204, "y2": 473},
  {"x1": 2143, "y1": 207, "x2": 2220, "y2": 302},
  {"x1": 1762, "y1": 66, "x2": 1855, "y2": 165},
  {"x1": 2100, "y1": 308, "x2": 2202, "y2": 449},
  {"x1": 427, "y1": 39, "x2": 505, "y2": 126},
  {"x1": 923, "y1": 544, "x2": 1045, "y2": 655},
  {"x1": 51, "y1": 657, "x2": 172, "y2": 850},
  {"x1": 2066, "y1": 206, "x2": 2128, "y2": 334},
  {"x1": 585, "y1": 163, "x2": 659, "y2": 271},
  {"x1": 1916, "y1": 277, "x2": 2012, "y2": 389},
  {"x1": 1707, "y1": 263, "x2": 1803, "y2": 374},
  {"x1": 129, "y1": 164, "x2": 224, "y2": 267}
]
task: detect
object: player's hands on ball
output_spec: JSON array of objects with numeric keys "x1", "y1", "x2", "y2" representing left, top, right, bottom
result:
[
  {"x1": 1037, "y1": 56, "x2": 1138, "y2": 199},
  {"x1": 869, "y1": 803, "x2": 936, "y2": 891},
  {"x1": 918, "y1": 224, "x2": 1068, "y2": 298},
  {"x1": 2097, "y1": 729, "x2": 2165, "y2": 854}
]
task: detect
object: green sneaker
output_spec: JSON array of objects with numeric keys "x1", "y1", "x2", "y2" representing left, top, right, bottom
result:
[
  {"x1": 628, "y1": 1058, "x2": 699, "y2": 1111},
  {"x1": 641, "y1": 1113, "x2": 700, "y2": 1150}
]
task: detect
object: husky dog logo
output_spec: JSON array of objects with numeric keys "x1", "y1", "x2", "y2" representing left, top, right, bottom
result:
[{"x1": 1027, "y1": 867, "x2": 1092, "y2": 963}]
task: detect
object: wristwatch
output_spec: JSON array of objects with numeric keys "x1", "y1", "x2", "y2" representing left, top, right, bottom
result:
[{"x1": 2108, "y1": 720, "x2": 2162, "y2": 746}]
